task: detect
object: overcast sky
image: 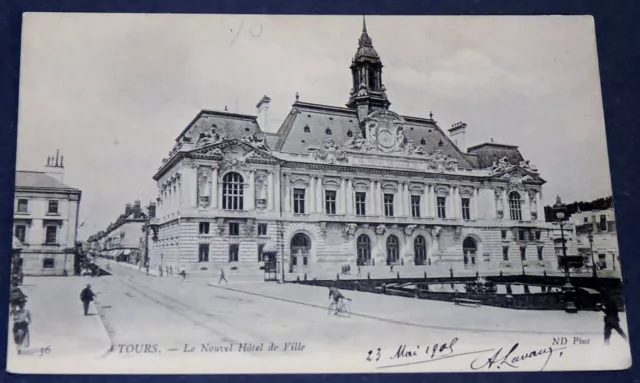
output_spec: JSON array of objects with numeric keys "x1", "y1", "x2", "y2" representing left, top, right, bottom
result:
[{"x1": 17, "y1": 14, "x2": 611, "y2": 240}]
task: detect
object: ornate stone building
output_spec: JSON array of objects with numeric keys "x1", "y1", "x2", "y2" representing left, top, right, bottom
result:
[{"x1": 149, "y1": 19, "x2": 576, "y2": 277}]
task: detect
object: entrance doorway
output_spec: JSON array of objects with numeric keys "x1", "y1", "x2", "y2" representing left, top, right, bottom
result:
[
  {"x1": 290, "y1": 233, "x2": 311, "y2": 272},
  {"x1": 463, "y1": 237, "x2": 477, "y2": 269}
]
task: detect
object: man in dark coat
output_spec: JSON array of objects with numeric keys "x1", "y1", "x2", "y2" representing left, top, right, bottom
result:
[
  {"x1": 80, "y1": 284, "x2": 95, "y2": 316},
  {"x1": 602, "y1": 290, "x2": 628, "y2": 344}
]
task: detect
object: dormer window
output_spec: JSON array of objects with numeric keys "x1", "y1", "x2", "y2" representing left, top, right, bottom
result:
[
  {"x1": 244, "y1": 127, "x2": 250, "y2": 132},
  {"x1": 420, "y1": 138, "x2": 426, "y2": 145},
  {"x1": 438, "y1": 140, "x2": 444, "y2": 147},
  {"x1": 325, "y1": 128, "x2": 332, "y2": 135},
  {"x1": 347, "y1": 130, "x2": 353, "y2": 137},
  {"x1": 303, "y1": 125, "x2": 310, "y2": 133}
]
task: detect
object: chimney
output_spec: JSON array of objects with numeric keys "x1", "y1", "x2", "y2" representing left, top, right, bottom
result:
[
  {"x1": 256, "y1": 95, "x2": 271, "y2": 131},
  {"x1": 133, "y1": 199, "x2": 142, "y2": 218},
  {"x1": 448, "y1": 122, "x2": 467, "y2": 153},
  {"x1": 44, "y1": 149, "x2": 65, "y2": 183},
  {"x1": 125, "y1": 203, "x2": 132, "y2": 217},
  {"x1": 148, "y1": 202, "x2": 157, "y2": 219}
]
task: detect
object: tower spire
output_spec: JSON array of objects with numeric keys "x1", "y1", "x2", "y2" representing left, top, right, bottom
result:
[{"x1": 347, "y1": 16, "x2": 390, "y2": 121}]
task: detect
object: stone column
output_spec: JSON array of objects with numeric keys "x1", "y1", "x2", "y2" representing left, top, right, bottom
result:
[
  {"x1": 309, "y1": 176, "x2": 316, "y2": 213},
  {"x1": 247, "y1": 171, "x2": 255, "y2": 210},
  {"x1": 346, "y1": 178, "x2": 353, "y2": 215},
  {"x1": 404, "y1": 183, "x2": 411, "y2": 217},
  {"x1": 376, "y1": 181, "x2": 384, "y2": 216},
  {"x1": 316, "y1": 176, "x2": 323, "y2": 213},
  {"x1": 367, "y1": 181, "x2": 375, "y2": 216},
  {"x1": 522, "y1": 190, "x2": 531, "y2": 221},
  {"x1": 211, "y1": 168, "x2": 218, "y2": 209},
  {"x1": 502, "y1": 189, "x2": 508, "y2": 220},
  {"x1": 284, "y1": 173, "x2": 291, "y2": 213},
  {"x1": 267, "y1": 171, "x2": 274, "y2": 211},
  {"x1": 472, "y1": 187, "x2": 479, "y2": 219},
  {"x1": 395, "y1": 184, "x2": 403, "y2": 217},
  {"x1": 339, "y1": 178, "x2": 347, "y2": 214},
  {"x1": 536, "y1": 191, "x2": 544, "y2": 221},
  {"x1": 274, "y1": 167, "x2": 281, "y2": 214}
]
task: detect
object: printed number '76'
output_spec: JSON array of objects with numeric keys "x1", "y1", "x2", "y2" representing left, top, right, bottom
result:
[{"x1": 367, "y1": 348, "x2": 381, "y2": 362}]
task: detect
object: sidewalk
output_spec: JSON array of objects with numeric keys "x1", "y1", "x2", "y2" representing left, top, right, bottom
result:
[{"x1": 7, "y1": 277, "x2": 112, "y2": 363}]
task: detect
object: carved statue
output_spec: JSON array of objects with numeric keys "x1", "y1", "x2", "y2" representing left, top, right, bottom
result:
[
  {"x1": 494, "y1": 188, "x2": 504, "y2": 214},
  {"x1": 412, "y1": 145, "x2": 425, "y2": 155},
  {"x1": 197, "y1": 168, "x2": 211, "y2": 208},
  {"x1": 255, "y1": 174, "x2": 268, "y2": 208},
  {"x1": 425, "y1": 150, "x2": 458, "y2": 172},
  {"x1": 242, "y1": 133, "x2": 269, "y2": 151},
  {"x1": 395, "y1": 126, "x2": 406, "y2": 149},
  {"x1": 404, "y1": 225, "x2": 417, "y2": 236},
  {"x1": 375, "y1": 224, "x2": 386, "y2": 236},
  {"x1": 312, "y1": 139, "x2": 348, "y2": 164},
  {"x1": 344, "y1": 135, "x2": 367, "y2": 150},
  {"x1": 343, "y1": 223, "x2": 358, "y2": 237},
  {"x1": 432, "y1": 226, "x2": 442, "y2": 238},
  {"x1": 196, "y1": 128, "x2": 227, "y2": 148}
]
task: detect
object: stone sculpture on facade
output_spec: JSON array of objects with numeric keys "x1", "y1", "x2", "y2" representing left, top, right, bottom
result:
[
  {"x1": 343, "y1": 223, "x2": 358, "y2": 238},
  {"x1": 196, "y1": 128, "x2": 227, "y2": 148},
  {"x1": 242, "y1": 133, "x2": 270, "y2": 151},
  {"x1": 489, "y1": 157, "x2": 511, "y2": 174},
  {"x1": 519, "y1": 160, "x2": 538, "y2": 173},
  {"x1": 404, "y1": 225, "x2": 417, "y2": 236},
  {"x1": 255, "y1": 173, "x2": 268, "y2": 210},
  {"x1": 375, "y1": 224, "x2": 386, "y2": 236},
  {"x1": 494, "y1": 188, "x2": 504, "y2": 218},
  {"x1": 529, "y1": 189, "x2": 538, "y2": 220},
  {"x1": 197, "y1": 168, "x2": 211, "y2": 208},
  {"x1": 425, "y1": 150, "x2": 458, "y2": 172},
  {"x1": 312, "y1": 139, "x2": 348, "y2": 164}
]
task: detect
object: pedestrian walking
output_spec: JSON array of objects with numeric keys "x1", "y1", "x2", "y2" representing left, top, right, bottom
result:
[
  {"x1": 159, "y1": 265, "x2": 163, "y2": 277},
  {"x1": 357, "y1": 266, "x2": 361, "y2": 277},
  {"x1": 179, "y1": 267, "x2": 187, "y2": 281},
  {"x1": 146, "y1": 264, "x2": 149, "y2": 276},
  {"x1": 602, "y1": 291, "x2": 628, "y2": 344},
  {"x1": 80, "y1": 284, "x2": 96, "y2": 316},
  {"x1": 12, "y1": 302, "x2": 31, "y2": 354},
  {"x1": 219, "y1": 268, "x2": 228, "y2": 284},
  {"x1": 347, "y1": 264, "x2": 351, "y2": 275},
  {"x1": 390, "y1": 264, "x2": 394, "y2": 273}
]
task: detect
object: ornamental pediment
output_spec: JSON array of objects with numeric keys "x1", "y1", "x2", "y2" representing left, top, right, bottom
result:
[
  {"x1": 189, "y1": 139, "x2": 278, "y2": 162},
  {"x1": 491, "y1": 165, "x2": 544, "y2": 184}
]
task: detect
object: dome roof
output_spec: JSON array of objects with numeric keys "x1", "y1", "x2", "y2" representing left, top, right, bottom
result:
[{"x1": 353, "y1": 16, "x2": 381, "y2": 63}]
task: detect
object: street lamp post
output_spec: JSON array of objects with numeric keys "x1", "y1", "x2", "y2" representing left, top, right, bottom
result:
[
  {"x1": 588, "y1": 230, "x2": 597, "y2": 279},
  {"x1": 553, "y1": 196, "x2": 577, "y2": 313}
]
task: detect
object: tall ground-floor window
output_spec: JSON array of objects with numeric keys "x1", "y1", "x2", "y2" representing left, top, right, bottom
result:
[
  {"x1": 198, "y1": 243, "x2": 209, "y2": 262},
  {"x1": 229, "y1": 244, "x2": 239, "y2": 262}
]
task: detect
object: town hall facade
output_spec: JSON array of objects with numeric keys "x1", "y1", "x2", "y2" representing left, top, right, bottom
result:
[{"x1": 148, "y1": 19, "x2": 576, "y2": 278}]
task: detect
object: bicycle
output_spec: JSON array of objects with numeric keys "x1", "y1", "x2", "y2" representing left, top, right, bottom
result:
[{"x1": 328, "y1": 298, "x2": 352, "y2": 317}]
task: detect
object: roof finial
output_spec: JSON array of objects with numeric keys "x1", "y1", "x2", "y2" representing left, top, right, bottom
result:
[
  {"x1": 429, "y1": 111, "x2": 433, "y2": 119},
  {"x1": 224, "y1": 105, "x2": 228, "y2": 111},
  {"x1": 295, "y1": 92, "x2": 299, "y2": 101},
  {"x1": 362, "y1": 15, "x2": 367, "y2": 33},
  {"x1": 491, "y1": 137, "x2": 494, "y2": 142}
]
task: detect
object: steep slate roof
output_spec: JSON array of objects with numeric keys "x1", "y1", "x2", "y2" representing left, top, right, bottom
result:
[
  {"x1": 273, "y1": 101, "x2": 476, "y2": 169},
  {"x1": 176, "y1": 109, "x2": 263, "y2": 143},
  {"x1": 264, "y1": 132, "x2": 280, "y2": 149},
  {"x1": 15, "y1": 171, "x2": 80, "y2": 191},
  {"x1": 466, "y1": 142, "x2": 525, "y2": 169}
]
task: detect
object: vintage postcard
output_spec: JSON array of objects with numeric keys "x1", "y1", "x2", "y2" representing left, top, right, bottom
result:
[{"x1": 7, "y1": 13, "x2": 631, "y2": 374}]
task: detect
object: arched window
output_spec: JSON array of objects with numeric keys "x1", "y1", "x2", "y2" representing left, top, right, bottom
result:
[
  {"x1": 290, "y1": 233, "x2": 311, "y2": 270},
  {"x1": 325, "y1": 127, "x2": 332, "y2": 135},
  {"x1": 356, "y1": 234, "x2": 371, "y2": 266},
  {"x1": 463, "y1": 237, "x2": 477, "y2": 266},
  {"x1": 386, "y1": 235, "x2": 400, "y2": 265},
  {"x1": 414, "y1": 235, "x2": 427, "y2": 265},
  {"x1": 509, "y1": 191, "x2": 522, "y2": 221},
  {"x1": 222, "y1": 172, "x2": 244, "y2": 210},
  {"x1": 303, "y1": 125, "x2": 310, "y2": 133}
]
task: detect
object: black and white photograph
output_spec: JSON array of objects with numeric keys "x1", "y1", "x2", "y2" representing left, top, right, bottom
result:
[{"x1": 7, "y1": 13, "x2": 631, "y2": 374}]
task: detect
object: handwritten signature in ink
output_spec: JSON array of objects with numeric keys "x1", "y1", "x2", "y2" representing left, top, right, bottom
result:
[{"x1": 470, "y1": 343, "x2": 566, "y2": 371}]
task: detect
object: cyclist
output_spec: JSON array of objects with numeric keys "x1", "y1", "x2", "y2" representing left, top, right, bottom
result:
[{"x1": 329, "y1": 286, "x2": 347, "y2": 315}]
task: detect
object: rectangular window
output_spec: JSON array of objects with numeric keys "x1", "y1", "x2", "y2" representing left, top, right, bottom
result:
[
  {"x1": 229, "y1": 222, "x2": 240, "y2": 236},
  {"x1": 258, "y1": 223, "x2": 268, "y2": 236},
  {"x1": 461, "y1": 198, "x2": 471, "y2": 220},
  {"x1": 16, "y1": 199, "x2": 28, "y2": 213},
  {"x1": 198, "y1": 244, "x2": 209, "y2": 262},
  {"x1": 437, "y1": 196, "x2": 446, "y2": 218},
  {"x1": 199, "y1": 222, "x2": 210, "y2": 235},
  {"x1": 502, "y1": 247, "x2": 509, "y2": 261},
  {"x1": 535, "y1": 230, "x2": 542, "y2": 240},
  {"x1": 598, "y1": 253, "x2": 607, "y2": 269},
  {"x1": 584, "y1": 217, "x2": 589, "y2": 223},
  {"x1": 293, "y1": 188, "x2": 306, "y2": 214},
  {"x1": 519, "y1": 230, "x2": 526, "y2": 241},
  {"x1": 599, "y1": 215, "x2": 607, "y2": 231},
  {"x1": 537, "y1": 246, "x2": 544, "y2": 261},
  {"x1": 608, "y1": 221, "x2": 616, "y2": 232},
  {"x1": 14, "y1": 225, "x2": 26, "y2": 243},
  {"x1": 520, "y1": 246, "x2": 526, "y2": 261},
  {"x1": 228, "y1": 244, "x2": 239, "y2": 262},
  {"x1": 501, "y1": 230, "x2": 507, "y2": 240},
  {"x1": 45, "y1": 226, "x2": 57, "y2": 244},
  {"x1": 42, "y1": 258, "x2": 55, "y2": 268},
  {"x1": 384, "y1": 194, "x2": 394, "y2": 217},
  {"x1": 411, "y1": 195, "x2": 421, "y2": 218},
  {"x1": 325, "y1": 190, "x2": 336, "y2": 215},
  {"x1": 48, "y1": 200, "x2": 59, "y2": 214},
  {"x1": 355, "y1": 192, "x2": 366, "y2": 216},
  {"x1": 258, "y1": 244, "x2": 265, "y2": 262}
]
